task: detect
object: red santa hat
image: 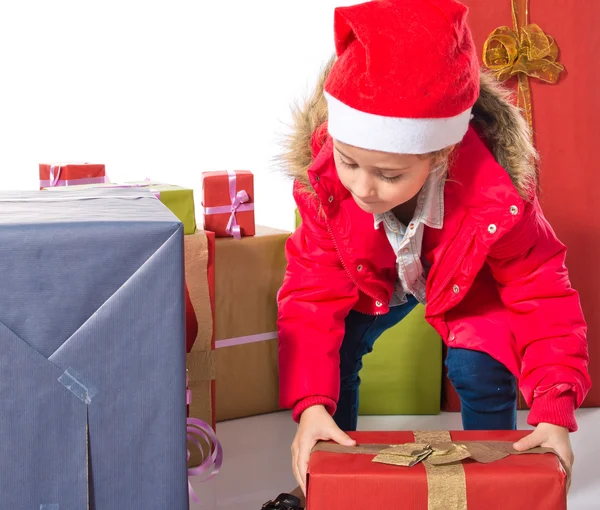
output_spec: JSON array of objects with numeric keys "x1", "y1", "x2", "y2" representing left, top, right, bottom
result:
[{"x1": 324, "y1": 0, "x2": 480, "y2": 154}]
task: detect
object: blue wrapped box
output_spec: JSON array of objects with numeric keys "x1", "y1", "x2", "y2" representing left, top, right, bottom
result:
[{"x1": 0, "y1": 188, "x2": 188, "y2": 509}]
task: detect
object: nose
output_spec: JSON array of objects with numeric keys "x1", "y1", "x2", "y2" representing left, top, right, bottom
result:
[{"x1": 351, "y1": 170, "x2": 377, "y2": 201}]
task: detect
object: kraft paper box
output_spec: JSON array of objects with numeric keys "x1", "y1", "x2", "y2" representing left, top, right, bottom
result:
[
  {"x1": 185, "y1": 230, "x2": 217, "y2": 467},
  {"x1": 39, "y1": 162, "x2": 107, "y2": 189},
  {"x1": 214, "y1": 225, "x2": 290, "y2": 421},
  {"x1": 0, "y1": 188, "x2": 188, "y2": 509},
  {"x1": 201, "y1": 170, "x2": 255, "y2": 238},
  {"x1": 457, "y1": 0, "x2": 600, "y2": 408},
  {"x1": 43, "y1": 180, "x2": 197, "y2": 235},
  {"x1": 307, "y1": 430, "x2": 567, "y2": 510}
]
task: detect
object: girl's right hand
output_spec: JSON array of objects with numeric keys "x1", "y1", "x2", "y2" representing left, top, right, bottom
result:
[{"x1": 291, "y1": 405, "x2": 356, "y2": 496}]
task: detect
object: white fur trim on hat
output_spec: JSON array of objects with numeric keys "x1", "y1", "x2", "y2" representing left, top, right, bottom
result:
[{"x1": 325, "y1": 92, "x2": 472, "y2": 154}]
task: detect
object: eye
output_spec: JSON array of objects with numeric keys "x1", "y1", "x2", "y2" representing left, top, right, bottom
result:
[
  {"x1": 341, "y1": 159, "x2": 359, "y2": 169},
  {"x1": 379, "y1": 174, "x2": 402, "y2": 183},
  {"x1": 335, "y1": 148, "x2": 359, "y2": 169}
]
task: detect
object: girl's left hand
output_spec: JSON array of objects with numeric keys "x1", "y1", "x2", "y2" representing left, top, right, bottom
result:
[{"x1": 513, "y1": 422, "x2": 574, "y2": 475}]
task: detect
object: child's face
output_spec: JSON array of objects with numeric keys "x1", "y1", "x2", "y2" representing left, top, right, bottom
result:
[{"x1": 333, "y1": 140, "x2": 432, "y2": 215}]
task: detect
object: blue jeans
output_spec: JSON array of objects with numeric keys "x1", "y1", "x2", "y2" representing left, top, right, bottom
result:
[{"x1": 333, "y1": 296, "x2": 517, "y2": 431}]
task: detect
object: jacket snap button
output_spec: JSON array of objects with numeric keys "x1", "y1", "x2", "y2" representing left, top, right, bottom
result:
[
  {"x1": 315, "y1": 175, "x2": 320, "y2": 182},
  {"x1": 328, "y1": 196, "x2": 334, "y2": 203},
  {"x1": 449, "y1": 332, "x2": 456, "y2": 342},
  {"x1": 509, "y1": 205, "x2": 518, "y2": 215},
  {"x1": 488, "y1": 224, "x2": 497, "y2": 234},
  {"x1": 453, "y1": 284, "x2": 460, "y2": 294},
  {"x1": 375, "y1": 301, "x2": 383, "y2": 307},
  {"x1": 357, "y1": 264, "x2": 363, "y2": 272}
]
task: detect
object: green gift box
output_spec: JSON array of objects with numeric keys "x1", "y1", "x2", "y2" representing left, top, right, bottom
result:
[
  {"x1": 44, "y1": 180, "x2": 197, "y2": 235},
  {"x1": 358, "y1": 305, "x2": 441, "y2": 415},
  {"x1": 295, "y1": 208, "x2": 441, "y2": 415},
  {"x1": 125, "y1": 181, "x2": 196, "y2": 235}
]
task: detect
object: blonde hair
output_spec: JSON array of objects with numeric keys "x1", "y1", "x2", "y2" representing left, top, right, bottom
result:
[{"x1": 419, "y1": 145, "x2": 455, "y2": 179}]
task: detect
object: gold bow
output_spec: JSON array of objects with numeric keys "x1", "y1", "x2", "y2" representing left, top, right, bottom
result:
[
  {"x1": 372, "y1": 440, "x2": 522, "y2": 467},
  {"x1": 482, "y1": 0, "x2": 564, "y2": 134},
  {"x1": 483, "y1": 24, "x2": 564, "y2": 83}
]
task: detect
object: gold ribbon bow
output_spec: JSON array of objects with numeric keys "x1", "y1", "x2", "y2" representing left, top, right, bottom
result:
[{"x1": 483, "y1": 0, "x2": 565, "y2": 134}]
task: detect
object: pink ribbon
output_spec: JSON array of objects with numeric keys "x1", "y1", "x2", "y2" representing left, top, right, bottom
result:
[
  {"x1": 203, "y1": 170, "x2": 254, "y2": 240},
  {"x1": 186, "y1": 377, "x2": 223, "y2": 504},
  {"x1": 49, "y1": 166, "x2": 62, "y2": 186},
  {"x1": 216, "y1": 331, "x2": 278, "y2": 349}
]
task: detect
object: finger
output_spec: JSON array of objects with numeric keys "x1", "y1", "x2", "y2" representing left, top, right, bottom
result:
[
  {"x1": 297, "y1": 440, "x2": 315, "y2": 495},
  {"x1": 554, "y1": 447, "x2": 573, "y2": 494},
  {"x1": 291, "y1": 444, "x2": 302, "y2": 490},
  {"x1": 328, "y1": 427, "x2": 357, "y2": 446},
  {"x1": 513, "y1": 430, "x2": 543, "y2": 451},
  {"x1": 554, "y1": 444, "x2": 574, "y2": 473}
]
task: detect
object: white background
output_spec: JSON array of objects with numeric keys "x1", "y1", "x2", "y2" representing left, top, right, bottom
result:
[{"x1": 0, "y1": 0, "x2": 358, "y2": 232}]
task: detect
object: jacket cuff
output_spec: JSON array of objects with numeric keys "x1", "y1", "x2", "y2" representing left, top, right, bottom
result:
[
  {"x1": 292, "y1": 396, "x2": 337, "y2": 423},
  {"x1": 527, "y1": 390, "x2": 578, "y2": 432}
]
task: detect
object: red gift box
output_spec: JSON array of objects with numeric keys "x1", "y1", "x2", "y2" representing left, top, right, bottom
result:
[
  {"x1": 307, "y1": 430, "x2": 567, "y2": 510},
  {"x1": 201, "y1": 170, "x2": 255, "y2": 239},
  {"x1": 184, "y1": 230, "x2": 217, "y2": 452},
  {"x1": 39, "y1": 163, "x2": 107, "y2": 190},
  {"x1": 442, "y1": 0, "x2": 600, "y2": 409}
]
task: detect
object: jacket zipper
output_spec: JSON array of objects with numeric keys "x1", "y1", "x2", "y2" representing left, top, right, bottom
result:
[{"x1": 324, "y1": 219, "x2": 384, "y2": 316}]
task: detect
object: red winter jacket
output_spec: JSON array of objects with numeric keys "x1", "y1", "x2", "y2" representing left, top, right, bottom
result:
[{"x1": 277, "y1": 70, "x2": 591, "y2": 431}]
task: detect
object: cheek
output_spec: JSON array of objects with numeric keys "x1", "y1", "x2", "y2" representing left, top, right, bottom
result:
[
  {"x1": 334, "y1": 162, "x2": 353, "y2": 189},
  {"x1": 381, "y1": 174, "x2": 430, "y2": 205},
  {"x1": 383, "y1": 180, "x2": 419, "y2": 202}
]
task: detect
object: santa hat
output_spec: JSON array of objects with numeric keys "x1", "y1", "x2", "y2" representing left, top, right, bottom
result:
[{"x1": 324, "y1": 0, "x2": 480, "y2": 154}]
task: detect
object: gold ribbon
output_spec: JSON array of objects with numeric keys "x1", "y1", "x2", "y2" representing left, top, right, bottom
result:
[
  {"x1": 312, "y1": 431, "x2": 559, "y2": 510},
  {"x1": 186, "y1": 350, "x2": 216, "y2": 381},
  {"x1": 483, "y1": 0, "x2": 565, "y2": 133}
]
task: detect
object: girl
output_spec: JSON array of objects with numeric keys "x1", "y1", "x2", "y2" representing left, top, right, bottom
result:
[{"x1": 274, "y1": 0, "x2": 590, "y2": 503}]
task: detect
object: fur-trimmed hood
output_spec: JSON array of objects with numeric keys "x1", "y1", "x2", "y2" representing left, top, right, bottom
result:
[{"x1": 280, "y1": 57, "x2": 537, "y2": 199}]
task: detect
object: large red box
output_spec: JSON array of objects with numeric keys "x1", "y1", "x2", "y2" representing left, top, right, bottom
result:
[
  {"x1": 39, "y1": 163, "x2": 107, "y2": 189},
  {"x1": 442, "y1": 0, "x2": 600, "y2": 409},
  {"x1": 201, "y1": 170, "x2": 255, "y2": 238},
  {"x1": 307, "y1": 430, "x2": 567, "y2": 510}
]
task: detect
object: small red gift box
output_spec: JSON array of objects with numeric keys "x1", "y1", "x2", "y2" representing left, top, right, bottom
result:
[
  {"x1": 201, "y1": 170, "x2": 255, "y2": 239},
  {"x1": 307, "y1": 430, "x2": 567, "y2": 510},
  {"x1": 39, "y1": 163, "x2": 107, "y2": 190}
]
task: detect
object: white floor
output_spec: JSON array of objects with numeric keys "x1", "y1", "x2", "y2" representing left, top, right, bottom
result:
[{"x1": 190, "y1": 408, "x2": 600, "y2": 510}]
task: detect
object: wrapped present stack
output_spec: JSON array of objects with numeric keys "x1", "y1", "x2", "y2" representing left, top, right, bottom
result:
[
  {"x1": 0, "y1": 188, "x2": 189, "y2": 508},
  {"x1": 442, "y1": 0, "x2": 600, "y2": 411},
  {"x1": 307, "y1": 430, "x2": 568, "y2": 510},
  {"x1": 201, "y1": 169, "x2": 290, "y2": 421},
  {"x1": 295, "y1": 210, "x2": 442, "y2": 416}
]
